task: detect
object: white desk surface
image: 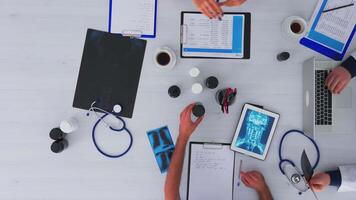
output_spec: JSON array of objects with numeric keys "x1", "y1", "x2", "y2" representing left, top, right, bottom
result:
[{"x1": 0, "y1": 0, "x2": 355, "y2": 199}]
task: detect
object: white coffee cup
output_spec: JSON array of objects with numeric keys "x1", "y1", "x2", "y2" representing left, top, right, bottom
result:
[
  {"x1": 282, "y1": 16, "x2": 307, "y2": 41},
  {"x1": 154, "y1": 47, "x2": 177, "y2": 70}
]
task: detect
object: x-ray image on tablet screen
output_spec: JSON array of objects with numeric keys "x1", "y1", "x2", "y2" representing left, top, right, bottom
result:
[{"x1": 231, "y1": 104, "x2": 279, "y2": 160}]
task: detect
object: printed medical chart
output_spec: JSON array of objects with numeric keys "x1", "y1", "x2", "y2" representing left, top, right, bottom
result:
[{"x1": 182, "y1": 13, "x2": 245, "y2": 58}]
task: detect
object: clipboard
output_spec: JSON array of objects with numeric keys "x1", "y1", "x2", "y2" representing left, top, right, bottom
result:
[
  {"x1": 72, "y1": 29, "x2": 147, "y2": 118},
  {"x1": 187, "y1": 142, "x2": 236, "y2": 200},
  {"x1": 180, "y1": 12, "x2": 251, "y2": 59},
  {"x1": 108, "y1": 0, "x2": 158, "y2": 38},
  {"x1": 300, "y1": 0, "x2": 356, "y2": 61}
]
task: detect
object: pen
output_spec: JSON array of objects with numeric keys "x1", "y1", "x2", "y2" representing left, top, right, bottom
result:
[
  {"x1": 322, "y1": 3, "x2": 354, "y2": 13},
  {"x1": 237, "y1": 160, "x2": 243, "y2": 186},
  {"x1": 310, "y1": 187, "x2": 319, "y2": 200}
]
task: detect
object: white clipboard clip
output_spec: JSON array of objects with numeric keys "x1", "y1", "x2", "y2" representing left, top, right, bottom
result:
[
  {"x1": 203, "y1": 143, "x2": 223, "y2": 149},
  {"x1": 180, "y1": 24, "x2": 188, "y2": 44},
  {"x1": 122, "y1": 30, "x2": 143, "y2": 38}
]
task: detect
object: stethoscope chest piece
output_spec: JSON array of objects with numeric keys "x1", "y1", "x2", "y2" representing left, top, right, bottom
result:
[{"x1": 291, "y1": 173, "x2": 301, "y2": 184}]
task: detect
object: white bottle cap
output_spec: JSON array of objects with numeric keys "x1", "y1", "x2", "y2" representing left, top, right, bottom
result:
[
  {"x1": 189, "y1": 67, "x2": 200, "y2": 78},
  {"x1": 192, "y1": 83, "x2": 203, "y2": 94},
  {"x1": 113, "y1": 104, "x2": 122, "y2": 113},
  {"x1": 60, "y1": 117, "x2": 79, "y2": 134}
]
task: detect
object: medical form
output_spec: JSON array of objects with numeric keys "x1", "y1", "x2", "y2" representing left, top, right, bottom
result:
[
  {"x1": 300, "y1": 0, "x2": 356, "y2": 60},
  {"x1": 181, "y1": 12, "x2": 251, "y2": 59}
]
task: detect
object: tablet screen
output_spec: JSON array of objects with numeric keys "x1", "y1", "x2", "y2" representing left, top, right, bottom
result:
[
  {"x1": 231, "y1": 104, "x2": 279, "y2": 160},
  {"x1": 234, "y1": 109, "x2": 275, "y2": 155}
]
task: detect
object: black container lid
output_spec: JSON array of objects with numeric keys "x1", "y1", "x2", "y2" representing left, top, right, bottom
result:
[
  {"x1": 192, "y1": 104, "x2": 205, "y2": 117},
  {"x1": 51, "y1": 140, "x2": 68, "y2": 153},
  {"x1": 49, "y1": 128, "x2": 66, "y2": 140},
  {"x1": 206, "y1": 76, "x2": 219, "y2": 89},
  {"x1": 168, "y1": 85, "x2": 181, "y2": 98},
  {"x1": 276, "y1": 52, "x2": 290, "y2": 61}
]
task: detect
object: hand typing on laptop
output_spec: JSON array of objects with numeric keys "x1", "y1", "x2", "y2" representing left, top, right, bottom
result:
[
  {"x1": 325, "y1": 66, "x2": 352, "y2": 94},
  {"x1": 325, "y1": 51, "x2": 356, "y2": 94},
  {"x1": 192, "y1": 0, "x2": 246, "y2": 19}
]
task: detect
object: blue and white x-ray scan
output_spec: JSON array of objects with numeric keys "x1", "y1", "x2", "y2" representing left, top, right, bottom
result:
[{"x1": 235, "y1": 109, "x2": 275, "y2": 155}]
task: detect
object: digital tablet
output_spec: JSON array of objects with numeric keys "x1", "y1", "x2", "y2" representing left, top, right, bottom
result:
[{"x1": 231, "y1": 104, "x2": 279, "y2": 160}]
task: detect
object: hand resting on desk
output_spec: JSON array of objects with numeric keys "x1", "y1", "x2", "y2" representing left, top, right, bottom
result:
[{"x1": 241, "y1": 171, "x2": 273, "y2": 200}]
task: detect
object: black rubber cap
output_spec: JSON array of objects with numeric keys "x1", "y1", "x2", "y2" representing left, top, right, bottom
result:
[
  {"x1": 51, "y1": 139, "x2": 68, "y2": 153},
  {"x1": 168, "y1": 85, "x2": 181, "y2": 98},
  {"x1": 49, "y1": 128, "x2": 66, "y2": 140},
  {"x1": 276, "y1": 52, "x2": 290, "y2": 61},
  {"x1": 192, "y1": 104, "x2": 205, "y2": 117},
  {"x1": 206, "y1": 76, "x2": 219, "y2": 89}
]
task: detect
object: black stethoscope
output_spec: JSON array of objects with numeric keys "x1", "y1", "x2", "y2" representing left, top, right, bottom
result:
[
  {"x1": 278, "y1": 129, "x2": 320, "y2": 194},
  {"x1": 87, "y1": 101, "x2": 133, "y2": 158}
]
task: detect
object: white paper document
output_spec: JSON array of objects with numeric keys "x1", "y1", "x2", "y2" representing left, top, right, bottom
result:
[
  {"x1": 306, "y1": 0, "x2": 356, "y2": 52},
  {"x1": 188, "y1": 143, "x2": 235, "y2": 200},
  {"x1": 109, "y1": 0, "x2": 156, "y2": 37},
  {"x1": 182, "y1": 13, "x2": 245, "y2": 58}
]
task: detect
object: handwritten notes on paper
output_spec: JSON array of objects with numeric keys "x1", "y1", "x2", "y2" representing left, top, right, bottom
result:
[
  {"x1": 188, "y1": 143, "x2": 235, "y2": 200},
  {"x1": 110, "y1": 0, "x2": 156, "y2": 37}
]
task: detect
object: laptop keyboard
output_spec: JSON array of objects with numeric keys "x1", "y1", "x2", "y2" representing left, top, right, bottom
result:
[{"x1": 315, "y1": 70, "x2": 332, "y2": 125}]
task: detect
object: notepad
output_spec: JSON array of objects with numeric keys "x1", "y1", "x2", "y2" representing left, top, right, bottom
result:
[
  {"x1": 108, "y1": 0, "x2": 157, "y2": 38},
  {"x1": 300, "y1": 0, "x2": 356, "y2": 60},
  {"x1": 180, "y1": 12, "x2": 251, "y2": 59},
  {"x1": 187, "y1": 142, "x2": 235, "y2": 200}
]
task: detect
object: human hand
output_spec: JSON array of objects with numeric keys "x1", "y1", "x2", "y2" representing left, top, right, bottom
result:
[
  {"x1": 218, "y1": 0, "x2": 247, "y2": 7},
  {"x1": 240, "y1": 171, "x2": 269, "y2": 193},
  {"x1": 179, "y1": 103, "x2": 204, "y2": 139},
  {"x1": 309, "y1": 172, "x2": 331, "y2": 192},
  {"x1": 192, "y1": 0, "x2": 223, "y2": 19},
  {"x1": 325, "y1": 66, "x2": 352, "y2": 94}
]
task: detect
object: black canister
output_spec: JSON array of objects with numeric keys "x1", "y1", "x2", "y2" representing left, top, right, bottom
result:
[
  {"x1": 49, "y1": 128, "x2": 67, "y2": 140},
  {"x1": 51, "y1": 139, "x2": 69, "y2": 153},
  {"x1": 168, "y1": 85, "x2": 181, "y2": 98},
  {"x1": 276, "y1": 52, "x2": 290, "y2": 61},
  {"x1": 192, "y1": 103, "x2": 205, "y2": 118},
  {"x1": 205, "y1": 76, "x2": 219, "y2": 89}
]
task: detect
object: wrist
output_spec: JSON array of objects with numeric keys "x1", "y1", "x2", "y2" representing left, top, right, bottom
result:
[
  {"x1": 257, "y1": 184, "x2": 270, "y2": 195},
  {"x1": 177, "y1": 134, "x2": 190, "y2": 144}
]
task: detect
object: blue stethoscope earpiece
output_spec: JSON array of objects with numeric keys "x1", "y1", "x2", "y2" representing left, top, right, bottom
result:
[{"x1": 87, "y1": 101, "x2": 133, "y2": 158}]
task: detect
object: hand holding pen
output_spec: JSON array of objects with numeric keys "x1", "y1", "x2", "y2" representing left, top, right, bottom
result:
[{"x1": 192, "y1": 0, "x2": 247, "y2": 19}]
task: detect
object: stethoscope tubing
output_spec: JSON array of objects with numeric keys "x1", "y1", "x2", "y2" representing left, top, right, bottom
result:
[
  {"x1": 278, "y1": 129, "x2": 320, "y2": 175},
  {"x1": 89, "y1": 104, "x2": 133, "y2": 158}
]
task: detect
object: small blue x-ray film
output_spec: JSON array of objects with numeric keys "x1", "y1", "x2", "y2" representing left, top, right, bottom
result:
[
  {"x1": 147, "y1": 126, "x2": 175, "y2": 173},
  {"x1": 231, "y1": 104, "x2": 279, "y2": 160}
]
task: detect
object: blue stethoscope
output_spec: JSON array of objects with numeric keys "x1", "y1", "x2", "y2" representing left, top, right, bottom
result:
[
  {"x1": 87, "y1": 101, "x2": 133, "y2": 158},
  {"x1": 278, "y1": 129, "x2": 320, "y2": 194}
]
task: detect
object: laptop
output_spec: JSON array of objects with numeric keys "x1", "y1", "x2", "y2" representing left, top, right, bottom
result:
[{"x1": 303, "y1": 58, "x2": 356, "y2": 139}]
